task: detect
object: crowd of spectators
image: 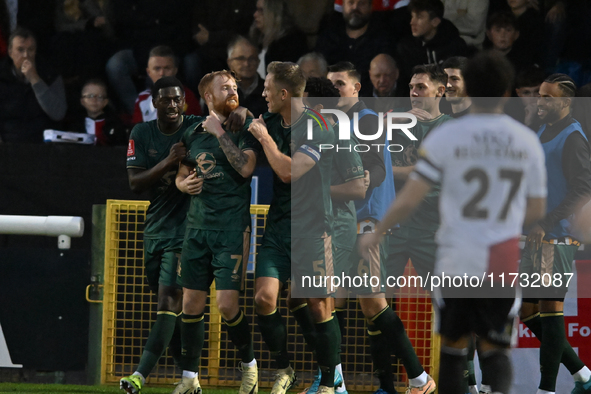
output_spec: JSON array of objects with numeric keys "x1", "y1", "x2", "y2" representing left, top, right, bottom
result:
[{"x1": 1, "y1": 0, "x2": 590, "y2": 144}]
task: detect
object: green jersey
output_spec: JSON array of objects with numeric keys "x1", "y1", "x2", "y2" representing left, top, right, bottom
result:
[
  {"x1": 181, "y1": 117, "x2": 258, "y2": 231},
  {"x1": 331, "y1": 137, "x2": 364, "y2": 249},
  {"x1": 263, "y1": 112, "x2": 292, "y2": 235},
  {"x1": 291, "y1": 109, "x2": 334, "y2": 238},
  {"x1": 392, "y1": 113, "x2": 452, "y2": 232},
  {"x1": 126, "y1": 115, "x2": 200, "y2": 239}
]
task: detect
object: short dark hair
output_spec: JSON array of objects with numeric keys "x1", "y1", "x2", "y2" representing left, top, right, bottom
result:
[
  {"x1": 198, "y1": 70, "x2": 236, "y2": 98},
  {"x1": 544, "y1": 73, "x2": 577, "y2": 97},
  {"x1": 304, "y1": 77, "x2": 340, "y2": 108},
  {"x1": 408, "y1": 0, "x2": 444, "y2": 20},
  {"x1": 267, "y1": 61, "x2": 306, "y2": 97},
  {"x1": 515, "y1": 65, "x2": 546, "y2": 89},
  {"x1": 464, "y1": 51, "x2": 514, "y2": 106},
  {"x1": 148, "y1": 45, "x2": 178, "y2": 67},
  {"x1": 486, "y1": 11, "x2": 518, "y2": 31},
  {"x1": 327, "y1": 61, "x2": 361, "y2": 83},
  {"x1": 8, "y1": 26, "x2": 35, "y2": 50},
  {"x1": 152, "y1": 76, "x2": 184, "y2": 97},
  {"x1": 442, "y1": 56, "x2": 468, "y2": 76},
  {"x1": 411, "y1": 64, "x2": 448, "y2": 86},
  {"x1": 81, "y1": 79, "x2": 108, "y2": 96}
]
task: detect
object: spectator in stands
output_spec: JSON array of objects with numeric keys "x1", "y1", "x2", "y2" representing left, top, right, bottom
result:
[
  {"x1": 0, "y1": 0, "x2": 10, "y2": 58},
  {"x1": 184, "y1": 0, "x2": 257, "y2": 94},
  {"x1": 16, "y1": 0, "x2": 57, "y2": 59},
  {"x1": 442, "y1": 0, "x2": 489, "y2": 49},
  {"x1": 226, "y1": 36, "x2": 267, "y2": 118},
  {"x1": 369, "y1": 53, "x2": 403, "y2": 98},
  {"x1": 51, "y1": 0, "x2": 113, "y2": 82},
  {"x1": 486, "y1": 12, "x2": 535, "y2": 74},
  {"x1": 514, "y1": 65, "x2": 546, "y2": 129},
  {"x1": 297, "y1": 52, "x2": 328, "y2": 79},
  {"x1": 397, "y1": 0, "x2": 468, "y2": 89},
  {"x1": 132, "y1": 46, "x2": 200, "y2": 125},
  {"x1": 316, "y1": 0, "x2": 396, "y2": 97},
  {"x1": 249, "y1": 0, "x2": 308, "y2": 79},
  {"x1": 68, "y1": 79, "x2": 127, "y2": 146},
  {"x1": 105, "y1": 0, "x2": 192, "y2": 115},
  {"x1": 0, "y1": 27, "x2": 66, "y2": 143},
  {"x1": 508, "y1": 0, "x2": 543, "y2": 67}
]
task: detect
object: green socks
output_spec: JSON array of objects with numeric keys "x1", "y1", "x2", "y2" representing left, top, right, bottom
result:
[
  {"x1": 224, "y1": 310, "x2": 255, "y2": 363},
  {"x1": 180, "y1": 313, "x2": 205, "y2": 372},
  {"x1": 539, "y1": 313, "x2": 566, "y2": 391},
  {"x1": 137, "y1": 311, "x2": 178, "y2": 377},
  {"x1": 523, "y1": 312, "x2": 585, "y2": 375},
  {"x1": 368, "y1": 324, "x2": 396, "y2": 394},
  {"x1": 315, "y1": 317, "x2": 340, "y2": 387},
  {"x1": 371, "y1": 306, "x2": 424, "y2": 379},
  {"x1": 257, "y1": 309, "x2": 290, "y2": 369},
  {"x1": 291, "y1": 303, "x2": 318, "y2": 352}
]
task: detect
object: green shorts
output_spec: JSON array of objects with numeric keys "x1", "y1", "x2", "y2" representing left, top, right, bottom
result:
[
  {"x1": 178, "y1": 228, "x2": 250, "y2": 292},
  {"x1": 520, "y1": 239, "x2": 579, "y2": 300},
  {"x1": 144, "y1": 237, "x2": 183, "y2": 291},
  {"x1": 386, "y1": 226, "x2": 437, "y2": 285},
  {"x1": 255, "y1": 231, "x2": 291, "y2": 284},
  {"x1": 333, "y1": 244, "x2": 354, "y2": 277},
  {"x1": 347, "y1": 234, "x2": 388, "y2": 296},
  {"x1": 291, "y1": 234, "x2": 335, "y2": 298}
]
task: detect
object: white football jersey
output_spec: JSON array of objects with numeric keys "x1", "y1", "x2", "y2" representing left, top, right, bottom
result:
[{"x1": 413, "y1": 114, "x2": 547, "y2": 276}]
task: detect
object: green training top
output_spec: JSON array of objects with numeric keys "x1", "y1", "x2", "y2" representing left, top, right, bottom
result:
[
  {"x1": 392, "y1": 113, "x2": 452, "y2": 232},
  {"x1": 126, "y1": 115, "x2": 200, "y2": 239},
  {"x1": 331, "y1": 137, "x2": 364, "y2": 249},
  {"x1": 262, "y1": 112, "x2": 292, "y2": 236},
  {"x1": 181, "y1": 116, "x2": 259, "y2": 231},
  {"x1": 291, "y1": 109, "x2": 335, "y2": 239}
]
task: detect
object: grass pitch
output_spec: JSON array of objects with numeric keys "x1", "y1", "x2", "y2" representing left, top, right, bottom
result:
[{"x1": 0, "y1": 383, "x2": 240, "y2": 394}]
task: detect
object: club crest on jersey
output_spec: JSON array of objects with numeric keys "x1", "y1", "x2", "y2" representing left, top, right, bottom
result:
[{"x1": 196, "y1": 152, "x2": 217, "y2": 175}]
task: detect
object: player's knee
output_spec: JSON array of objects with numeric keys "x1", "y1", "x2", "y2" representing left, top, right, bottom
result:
[
  {"x1": 255, "y1": 290, "x2": 277, "y2": 315},
  {"x1": 158, "y1": 286, "x2": 182, "y2": 313},
  {"x1": 216, "y1": 299, "x2": 239, "y2": 321},
  {"x1": 307, "y1": 298, "x2": 331, "y2": 322}
]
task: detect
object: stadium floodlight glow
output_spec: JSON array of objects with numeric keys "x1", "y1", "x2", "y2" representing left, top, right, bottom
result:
[{"x1": 0, "y1": 215, "x2": 84, "y2": 249}]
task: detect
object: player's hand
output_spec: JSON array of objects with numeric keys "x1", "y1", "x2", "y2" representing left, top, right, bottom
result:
[
  {"x1": 194, "y1": 24, "x2": 210, "y2": 46},
  {"x1": 168, "y1": 142, "x2": 187, "y2": 166},
  {"x1": 526, "y1": 224, "x2": 545, "y2": 251},
  {"x1": 21, "y1": 59, "x2": 40, "y2": 84},
  {"x1": 358, "y1": 232, "x2": 381, "y2": 262},
  {"x1": 225, "y1": 106, "x2": 250, "y2": 132},
  {"x1": 363, "y1": 170, "x2": 370, "y2": 191},
  {"x1": 203, "y1": 111, "x2": 224, "y2": 137},
  {"x1": 408, "y1": 108, "x2": 433, "y2": 121},
  {"x1": 180, "y1": 170, "x2": 204, "y2": 195},
  {"x1": 249, "y1": 115, "x2": 269, "y2": 141}
]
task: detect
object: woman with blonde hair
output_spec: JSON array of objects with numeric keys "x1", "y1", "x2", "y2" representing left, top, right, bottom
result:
[{"x1": 249, "y1": 0, "x2": 308, "y2": 77}]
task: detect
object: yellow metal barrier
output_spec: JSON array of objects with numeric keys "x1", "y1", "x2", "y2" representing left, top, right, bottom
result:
[{"x1": 100, "y1": 199, "x2": 439, "y2": 391}]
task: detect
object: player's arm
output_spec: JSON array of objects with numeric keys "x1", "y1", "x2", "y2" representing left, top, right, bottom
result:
[
  {"x1": 175, "y1": 163, "x2": 203, "y2": 195},
  {"x1": 249, "y1": 115, "x2": 292, "y2": 183},
  {"x1": 358, "y1": 176, "x2": 432, "y2": 259},
  {"x1": 331, "y1": 177, "x2": 366, "y2": 201},
  {"x1": 524, "y1": 197, "x2": 547, "y2": 229},
  {"x1": 203, "y1": 111, "x2": 257, "y2": 177},
  {"x1": 128, "y1": 142, "x2": 186, "y2": 193},
  {"x1": 392, "y1": 165, "x2": 414, "y2": 182}
]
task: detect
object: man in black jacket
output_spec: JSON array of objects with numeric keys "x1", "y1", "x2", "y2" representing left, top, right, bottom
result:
[
  {"x1": 0, "y1": 27, "x2": 66, "y2": 143},
  {"x1": 397, "y1": 0, "x2": 468, "y2": 90}
]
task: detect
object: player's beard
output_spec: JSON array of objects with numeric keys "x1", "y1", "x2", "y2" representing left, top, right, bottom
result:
[{"x1": 214, "y1": 94, "x2": 239, "y2": 118}]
